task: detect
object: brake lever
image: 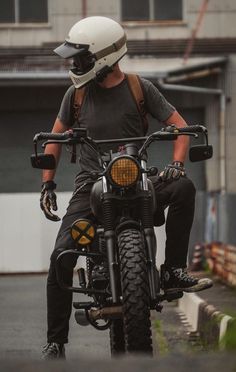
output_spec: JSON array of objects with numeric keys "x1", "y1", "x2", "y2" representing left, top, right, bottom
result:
[
  {"x1": 42, "y1": 138, "x2": 77, "y2": 148},
  {"x1": 176, "y1": 132, "x2": 199, "y2": 138}
]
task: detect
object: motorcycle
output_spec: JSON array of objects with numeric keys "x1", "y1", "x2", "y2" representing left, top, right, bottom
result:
[{"x1": 31, "y1": 124, "x2": 212, "y2": 355}]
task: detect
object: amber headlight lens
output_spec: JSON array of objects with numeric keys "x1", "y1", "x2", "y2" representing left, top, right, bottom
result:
[{"x1": 109, "y1": 156, "x2": 140, "y2": 187}]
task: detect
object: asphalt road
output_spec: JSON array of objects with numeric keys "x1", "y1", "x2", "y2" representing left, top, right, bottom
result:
[
  {"x1": 0, "y1": 274, "x2": 109, "y2": 360},
  {"x1": 0, "y1": 274, "x2": 236, "y2": 371},
  {"x1": 0, "y1": 273, "x2": 192, "y2": 360}
]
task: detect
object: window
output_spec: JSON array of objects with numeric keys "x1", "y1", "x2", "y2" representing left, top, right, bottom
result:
[
  {"x1": 0, "y1": 0, "x2": 48, "y2": 23},
  {"x1": 122, "y1": 0, "x2": 182, "y2": 22}
]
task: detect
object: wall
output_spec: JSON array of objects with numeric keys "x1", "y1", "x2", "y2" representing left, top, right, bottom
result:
[
  {"x1": 205, "y1": 193, "x2": 236, "y2": 245},
  {"x1": 0, "y1": 193, "x2": 70, "y2": 273},
  {"x1": 0, "y1": 189, "x2": 207, "y2": 273},
  {"x1": 0, "y1": 85, "x2": 78, "y2": 193},
  {"x1": 0, "y1": 83, "x2": 210, "y2": 193},
  {"x1": 160, "y1": 83, "x2": 220, "y2": 192},
  {"x1": 1, "y1": 0, "x2": 236, "y2": 47},
  {"x1": 0, "y1": 0, "x2": 119, "y2": 47},
  {"x1": 187, "y1": 0, "x2": 236, "y2": 38},
  {"x1": 0, "y1": 192, "x2": 167, "y2": 273},
  {"x1": 225, "y1": 56, "x2": 236, "y2": 193}
]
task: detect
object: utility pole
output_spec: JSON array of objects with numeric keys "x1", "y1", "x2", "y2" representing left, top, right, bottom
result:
[{"x1": 183, "y1": 0, "x2": 209, "y2": 65}]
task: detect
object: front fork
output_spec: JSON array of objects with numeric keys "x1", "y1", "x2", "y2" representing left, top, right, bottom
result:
[
  {"x1": 141, "y1": 160, "x2": 159, "y2": 302},
  {"x1": 102, "y1": 176, "x2": 119, "y2": 304},
  {"x1": 102, "y1": 162, "x2": 159, "y2": 305}
]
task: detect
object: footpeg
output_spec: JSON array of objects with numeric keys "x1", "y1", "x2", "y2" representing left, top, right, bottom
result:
[
  {"x1": 164, "y1": 291, "x2": 183, "y2": 302},
  {"x1": 73, "y1": 301, "x2": 93, "y2": 309},
  {"x1": 155, "y1": 290, "x2": 183, "y2": 305},
  {"x1": 155, "y1": 303, "x2": 163, "y2": 312}
]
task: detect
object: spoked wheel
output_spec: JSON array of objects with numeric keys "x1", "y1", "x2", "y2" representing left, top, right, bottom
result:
[{"x1": 118, "y1": 229, "x2": 153, "y2": 355}]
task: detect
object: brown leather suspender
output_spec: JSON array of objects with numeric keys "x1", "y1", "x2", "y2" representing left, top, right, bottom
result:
[
  {"x1": 73, "y1": 86, "x2": 86, "y2": 123},
  {"x1": 125, "y1": 74, "x2": 148, "y2": 135}
]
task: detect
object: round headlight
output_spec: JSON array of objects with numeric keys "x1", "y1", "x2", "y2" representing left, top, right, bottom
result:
[{"x1": 109, "y1": 156, "x2": 140, "y2": 187}]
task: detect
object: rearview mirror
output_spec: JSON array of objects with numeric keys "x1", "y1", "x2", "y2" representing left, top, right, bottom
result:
[
  {"x1": 31, "y1": 154, "x2": 56, "y2": 169},
  {"x1": 189, "y1": 145, "x2": 213, "y2": 162}
]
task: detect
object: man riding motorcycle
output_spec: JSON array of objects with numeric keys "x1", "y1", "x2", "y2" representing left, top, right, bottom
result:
[{"x1": 40, "y1": 16, "x2": 212, "y2": 359}]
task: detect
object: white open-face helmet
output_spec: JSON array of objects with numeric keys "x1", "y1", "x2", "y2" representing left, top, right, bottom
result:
[{"x1": 54, "y1": 16, "x2": 127, "y2": 88}]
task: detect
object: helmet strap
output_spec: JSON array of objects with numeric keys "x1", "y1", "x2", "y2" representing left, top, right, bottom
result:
[
  {"x1": 94, "y1": 34, "x2": 126, "y2": 61},
  {"x1": 95, "y1": 65, "x2": 114, "y2": 83}
]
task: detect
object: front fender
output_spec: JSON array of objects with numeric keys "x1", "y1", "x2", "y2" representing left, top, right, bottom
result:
[
  {"x1": 116, "y1": 219, "x2": 140, "y2": 236},
  {"x1": 90, "y1": 179, "x2": 103, "y2": 222}
]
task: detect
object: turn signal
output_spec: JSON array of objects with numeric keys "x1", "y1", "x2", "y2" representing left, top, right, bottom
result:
[{"x1": 71, "y1": 219, "x2": 95, "y2": 246}]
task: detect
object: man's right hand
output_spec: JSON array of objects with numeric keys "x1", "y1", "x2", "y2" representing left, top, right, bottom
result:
[{"x1": 40, "y1": 181, "x2": 61, "y2": 222}]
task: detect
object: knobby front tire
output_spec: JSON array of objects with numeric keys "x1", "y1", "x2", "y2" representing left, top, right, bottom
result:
[{"x1": 118, "y1": 228, "x2": 153, "y2": 355}]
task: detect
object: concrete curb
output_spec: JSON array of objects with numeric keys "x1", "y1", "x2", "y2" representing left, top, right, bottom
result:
[{"x1": 178, "y1": 293, "x2": 235, "y2": 349}]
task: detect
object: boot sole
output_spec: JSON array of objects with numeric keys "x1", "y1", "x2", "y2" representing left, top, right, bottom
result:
[{"x1": 165, "y1": 278, "x2": 213, "y2": 294}]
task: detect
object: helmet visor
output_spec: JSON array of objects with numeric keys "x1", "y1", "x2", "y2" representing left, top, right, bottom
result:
[{"x1": 54, "y1": 41, "x2": 88, "y2": 59}]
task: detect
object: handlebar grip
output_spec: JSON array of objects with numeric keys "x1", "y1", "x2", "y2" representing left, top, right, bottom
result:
[
  {"x1": 34, "y1": 131, "x2": 72, "y2": 142},
  {"x1": 178, "y1": 125, "x2": 207, "y2": 133}
]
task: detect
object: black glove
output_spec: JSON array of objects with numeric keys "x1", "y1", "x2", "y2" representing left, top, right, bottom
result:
[
  {"x1": 40, "y1": 180, "x2": 61, "y2": 222},
  {"x1": 161, "y1": 161, "x2": 186, "y2": 181}
]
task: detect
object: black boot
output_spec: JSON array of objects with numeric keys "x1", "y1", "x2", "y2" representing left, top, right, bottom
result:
[
  {"x1": 161, "y1": 266, "x2": 213, "y2": 293},
  {"x1": 42, "y1": 342, "x2": 65, "y2": 360}
]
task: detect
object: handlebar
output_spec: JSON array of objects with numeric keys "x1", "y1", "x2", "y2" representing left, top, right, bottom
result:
[
  {"x1": 31, "y1": 124, "x2": 211, "y2": 171},
  {"x1": 33, "y1": 131, "x2": 73, "y2": 142},
  {"x1": 32, "y1": 125, "x2": 208, "y2": 162},
  {"x1": 164, "y1": 124, "x2": 207, "y2": 134},
  {"x1": 33, "y1": 125, "x2": 207, "y2": 145},
  {"x1": 31, "y1": 124, "x2": 210, "y2": 168},
  {"x1": 33, "y1": 128, "x2": 88, "y2": 143}
]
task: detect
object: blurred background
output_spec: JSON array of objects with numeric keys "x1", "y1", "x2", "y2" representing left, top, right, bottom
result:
[{"x1": 0, "y1": 0, "x2": 235, "y2": 277}]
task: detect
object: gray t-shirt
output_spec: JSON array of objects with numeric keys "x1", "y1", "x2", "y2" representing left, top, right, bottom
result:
[{"x1": 58, "y1": 77, "x2": 175, "y2": 186}]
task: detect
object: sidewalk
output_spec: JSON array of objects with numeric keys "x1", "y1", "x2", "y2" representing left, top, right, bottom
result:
[{"x1": 178, "y1": 272, "x2": 236, "y2": 349}]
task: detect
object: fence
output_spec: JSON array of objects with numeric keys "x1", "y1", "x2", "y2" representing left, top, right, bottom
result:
[
  {"x1": 205, "y1": 243, "x2": 236, "y2": 286},
  {"x1": 191, "y1": 242, "x2": 236, "y2": 287}
]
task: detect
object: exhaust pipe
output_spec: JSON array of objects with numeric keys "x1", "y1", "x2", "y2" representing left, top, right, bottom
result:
[
  {"x1": 74, "y1": 306, "x2": 122, "y2": 326},
  {"x1": 89, "y1": 306, "x2": 122, "y2": 321}
]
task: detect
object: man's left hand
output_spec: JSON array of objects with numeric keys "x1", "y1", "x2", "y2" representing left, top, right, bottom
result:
[{"x1": 160, "y1": 161, "x2": 186, "y2": 181}]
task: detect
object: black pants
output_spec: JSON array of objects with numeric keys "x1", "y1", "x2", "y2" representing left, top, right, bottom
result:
[{"x1": 47, "y1": 176, "x2": 196, "y2": 344}]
